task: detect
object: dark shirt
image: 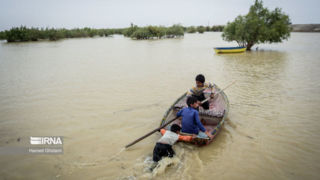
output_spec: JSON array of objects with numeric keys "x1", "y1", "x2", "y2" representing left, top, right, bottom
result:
[{"x1": 176, "y1": 107, "x2": 206, "y2": 134}]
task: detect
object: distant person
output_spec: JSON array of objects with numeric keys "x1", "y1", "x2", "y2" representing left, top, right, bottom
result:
[
  {"x1": 187, "y1": 74, "x2": 214, "y2": 110},
  {"x1": 153, "y1": 124, "x2": 181, "y2": 162},
  {"x1": 177, "y1": 96, "x2": 212, "y2": 139}
]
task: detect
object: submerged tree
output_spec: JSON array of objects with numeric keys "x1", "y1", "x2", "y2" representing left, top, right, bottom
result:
[
  {"x1": 123, "y1": 23, "x2": 138, "y2": 37},
  {"x1": 0, "y1": 31, "x2": 6, "y2": 40},
  {"x1": 186, "y1": 26, "x2": 197, "y2": 33},
  {"x1": 165, "y1": 24, "x2": 184, "y2": 37},
  {"x1": 197, "y1": 26, "x2": 205, "y2": 33},
  {"x1": 1, "y1": 24, "x2": 185, "y2": 42},
  {"x1": 211, "y1": 25, "x2": 224, "y2": 32},
  {"x1": 222, "y1": 0, "x2": 291, "y2": 50}
]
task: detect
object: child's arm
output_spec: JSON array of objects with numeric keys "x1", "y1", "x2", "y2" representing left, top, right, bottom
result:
[
  {"x1": 161, "y1": 129, "x2": 193, "y2": 141},
  {"x1": 178, "y1": 135, "x2": 193, "y2": 141}
]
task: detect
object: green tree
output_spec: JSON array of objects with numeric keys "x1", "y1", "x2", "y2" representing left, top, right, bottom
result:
[
  {"x1": 147, "y1": 26, "x2": 165, "y2": 38},
  {"x1": 1, "y1": 24, "x2": 186, "y2": 42},
  {"x1": 131, "y1": 28, "x2": 150, "y2": 39},
  {"x1": 47, "y1": 28, "x2": 64, "y2": 40},
  {"x1": 222, "y1": 0, "x2": 291, "y2": 50},
  {"x1": 5, "y1": 26, "x2": 27, "y2": 42},
  {"x1": 211, "y1": 25, "x2": 224, "y2": 32},
  {"x1": 166, "y1": 24, "x2": 184, "y2": 37},
  {"x1": 27, "y1": 28, "x2": 40, "y2": 41},
  {"x1": 197, "y1": 26, "x2": 205, "y2": 33},
  {"x1": 0, "y1": 31, "x2": 6, "y2": 40},
  {"x1": 123, "y1": 23, "x2": 138, "y2": 37},
  {"x1": 187, "y1": 26, "x2": 196, "y2": 33}
]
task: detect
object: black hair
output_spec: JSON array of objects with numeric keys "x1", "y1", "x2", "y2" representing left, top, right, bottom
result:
[
  {"x1": 186, "y1": 96, "x2": 198, "y2": 107},
  {"x1": 195, "y1": 74, "x2": 205, "y2": 83},
  {"x1": 170, "y1": 124, "x2": 181, "y2": 133}
]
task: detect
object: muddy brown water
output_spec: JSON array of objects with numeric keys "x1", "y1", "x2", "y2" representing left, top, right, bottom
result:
[{"x1": 0, "y1": 32, "x2": 320, "y2": 179}]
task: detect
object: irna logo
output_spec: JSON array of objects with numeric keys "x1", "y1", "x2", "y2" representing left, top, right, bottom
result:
[{"x1": 30, "y1": 137, "x2": 63, "y2": 145}]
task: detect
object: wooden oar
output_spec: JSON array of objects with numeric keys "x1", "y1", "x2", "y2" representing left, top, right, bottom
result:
[
  {"x1": 125, "y1": 116, "x2": 180, "y2": 148},
  {"x1": 201, "y1": 80, "x2": 236, "y2": 104}
]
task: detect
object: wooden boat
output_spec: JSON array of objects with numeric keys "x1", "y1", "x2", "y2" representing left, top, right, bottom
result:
[
  {"x1": 214, "y1": 47, "x2": 246, "y2": 53},
  {"x1": 159, "y1": 84, "x2": 229, "y2": 146}
]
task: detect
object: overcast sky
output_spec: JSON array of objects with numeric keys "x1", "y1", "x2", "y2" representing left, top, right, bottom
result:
[{"x1": 0, "y1": 0, "x2": 319, "y2": 31}]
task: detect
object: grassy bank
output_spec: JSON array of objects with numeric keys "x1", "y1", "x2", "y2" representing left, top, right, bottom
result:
[{"x1": 0, "y1": 24, "x2": 225, "y2": 42}]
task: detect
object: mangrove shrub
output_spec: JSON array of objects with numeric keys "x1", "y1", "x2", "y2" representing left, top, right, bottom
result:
[
  {"x1": 186, "y1": 26, "x2": 197, "y2": 33},
  {"x1": 2, "y1": 26, "x2": 114, "y2": 42},
  {"x1": 222, "y1": 0, "x2": 291, "y2": 50},
  {"x1": 165, "y1": 24, "x2": 184, "y2": 37},
  {"x1": 129, "y1": 24, "x2": 184, "y2": 39},
  {"x1": 197, "y1": 26, "x2": 206, "y2": 33}
]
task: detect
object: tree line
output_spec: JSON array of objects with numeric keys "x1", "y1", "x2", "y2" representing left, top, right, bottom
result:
[
  {"x1": 0, "y1": 24, "x2": 225, "y2": 42},
  {"x1": 0, "y1": 27, "x2": 121, "y2": 42},
  {"x1": 1, "y1": 0, "x2": 292, "y2": 51}
]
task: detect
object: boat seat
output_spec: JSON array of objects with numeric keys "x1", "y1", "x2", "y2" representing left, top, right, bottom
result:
[
  {"x1": 199, "y1": 109, "x2": 224, "y2": 118},
  {"x1": 174, "y1": 95, "x2": 225, "y2": 118},
  {"x1": 174, "y1": 104, "x2": 224, "y2": 118}
]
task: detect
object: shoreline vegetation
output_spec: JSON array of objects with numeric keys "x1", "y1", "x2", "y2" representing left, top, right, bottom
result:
[
  {"x1": 0, "y1": 24, "x2": 223, "y2": 42},
  {"x1": 0, "y1": 24, "x2": 318, "y2": 43}
]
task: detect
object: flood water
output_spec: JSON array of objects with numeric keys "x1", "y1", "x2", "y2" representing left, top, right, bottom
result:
[{"x1": 0, "y1": 32, "x2": 320, "y2": 180}]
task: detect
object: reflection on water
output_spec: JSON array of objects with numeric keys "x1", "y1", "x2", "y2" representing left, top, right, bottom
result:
[{"x1": 0, "y1": 33, "x2": 320, "y2": 179}]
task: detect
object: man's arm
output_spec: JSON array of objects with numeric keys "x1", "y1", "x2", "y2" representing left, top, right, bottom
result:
[
  {"x1": 176, "y1": 108, "x2": 184, "y2": 117},
  {"x1": 194, "y1": 111, "x2": 206, "y2": 132}
]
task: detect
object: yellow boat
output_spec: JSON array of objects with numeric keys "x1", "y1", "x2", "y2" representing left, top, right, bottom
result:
[{"x1": 214, "y1": 47, "x2": 246, "y2": 53}]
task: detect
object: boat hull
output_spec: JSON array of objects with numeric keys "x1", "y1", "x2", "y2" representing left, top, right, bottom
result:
[
  {"x1": 214, "y1": 47, "x2": 246, "y2": 53},
  {"x1": 160, "y1": 85, "x2": 229, "y2": 146}
]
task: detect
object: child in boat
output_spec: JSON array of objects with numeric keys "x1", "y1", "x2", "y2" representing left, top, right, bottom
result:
[
  {"x1": 177, "y1": 96, "x2": 212, "y2": 139},
  {"x1": 153, "y1": 124, "x2": 181, "y2": 162},
  {"x1": 187, "y1": 74, "x2": 214, "y2": 110}
]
